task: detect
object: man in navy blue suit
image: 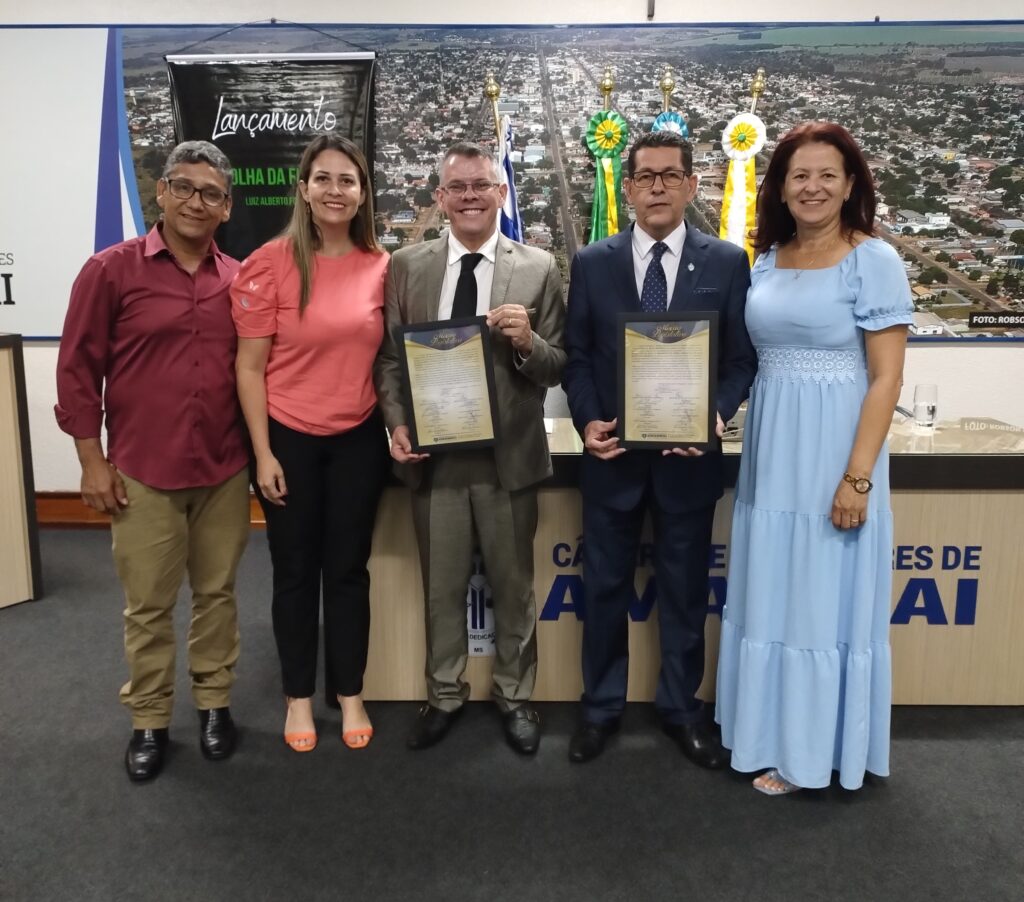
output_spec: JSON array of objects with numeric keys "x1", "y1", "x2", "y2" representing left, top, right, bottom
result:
[{"x1": 563, "y1": 130, "x2": 757, "y2": 765}]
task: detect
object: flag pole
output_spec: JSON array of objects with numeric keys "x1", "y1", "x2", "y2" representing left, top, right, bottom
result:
[
  {"x1": 750, "y1": 67, "x2": 766, "y2": 115},
  {"x1": 484, "y1": 70, "x2": 502, "y2": 144},
  {"x1": 651, "y1": 64, "x2": 688, "y2": 137},
  {"x1": 489, "y1": 70, "x2": 524, "y2": 243},
  {"x1": 585, "y1": 68, "x2": 628, "y2": 242},
  {"x1": 599, "y1": 67, "x2": 614, "y2": 111},
  {"x1": 720, "y1": 70, "x2": 768, "y2": 264},
  {"x1": 659, "y1": 65, "x2": 675, "y2": 113}
]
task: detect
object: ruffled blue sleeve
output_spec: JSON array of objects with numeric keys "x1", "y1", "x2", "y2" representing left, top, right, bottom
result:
[
  {"x1": 750, "y1": 247, "x2": 775, "y2": 286},
  {"x1": 842, "y1": 238, "x2": 914, "y2": 331}
]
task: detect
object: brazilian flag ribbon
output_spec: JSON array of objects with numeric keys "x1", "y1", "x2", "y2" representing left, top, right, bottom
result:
[{"x1": 586, "y1": 110, "x2": 629, "y2": 243}]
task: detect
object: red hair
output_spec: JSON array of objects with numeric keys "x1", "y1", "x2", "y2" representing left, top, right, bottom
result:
[{"x1": 753, "y1": 121, "x2": 876, "y2": 254}]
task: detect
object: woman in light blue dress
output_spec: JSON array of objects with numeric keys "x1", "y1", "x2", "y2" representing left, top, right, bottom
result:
[{"x1": 715, "y1": 122, "x2": 913, "y2": 793}]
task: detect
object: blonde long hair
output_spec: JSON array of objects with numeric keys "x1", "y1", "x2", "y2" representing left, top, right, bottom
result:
[{"x1": 283, "y1": 134, "x2": 382, "y2": 313}]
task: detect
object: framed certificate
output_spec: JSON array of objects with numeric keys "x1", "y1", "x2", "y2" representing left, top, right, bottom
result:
[
  {"x1": 617, "y1": 311, "x2": 719, "y2": 451},
  {"x1": 396, "y1": 316, "x2": 500, "y2": 453}
]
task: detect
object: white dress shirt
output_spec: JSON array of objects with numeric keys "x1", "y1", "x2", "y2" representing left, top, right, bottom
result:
[
  {"x1": 631, "y1": 220, "x2": 687, "y2": 305},
  {"x1": 437, "y1": 230, "x2": 500, "y2": 319}
]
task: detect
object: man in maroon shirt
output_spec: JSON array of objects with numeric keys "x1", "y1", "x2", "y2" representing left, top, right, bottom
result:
[{"x1": 56, "y1": 141, "x2": 250, "y2": 782}]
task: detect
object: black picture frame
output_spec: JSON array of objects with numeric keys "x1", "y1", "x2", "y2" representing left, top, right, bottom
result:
[
  {"x1": 396, "y1": 316, "x2": 500, "y2": 453},
  {"x1": 617, "y1": 311, "x2": 719, "y2": 452}
]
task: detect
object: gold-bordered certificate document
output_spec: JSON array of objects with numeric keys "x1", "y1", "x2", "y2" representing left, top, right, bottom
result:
[
  {"x1": 397, "y1": 316, "x2": 499, "y2": 452},
  {"x1": 617, "y1": 311, "x2": 719, "y2": 451}
]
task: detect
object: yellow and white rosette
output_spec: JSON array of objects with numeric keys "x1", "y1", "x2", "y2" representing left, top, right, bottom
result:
[{"x1": 720, "y1": 112, "x2": 766, "y2": 265}]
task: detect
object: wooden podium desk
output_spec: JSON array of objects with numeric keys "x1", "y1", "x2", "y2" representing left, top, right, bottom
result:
[
  {"x1": 361, "y1": 416, "x2": 1024, "y2": 705},
  {"x1": 0, "y1": 334, "x2": 42, "y2": 608}
]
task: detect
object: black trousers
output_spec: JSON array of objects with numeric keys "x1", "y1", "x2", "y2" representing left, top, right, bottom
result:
[{"x1": 256, "y1": 410, "x2": 389, "y2": 698}]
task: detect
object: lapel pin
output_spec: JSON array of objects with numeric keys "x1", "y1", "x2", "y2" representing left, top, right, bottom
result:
[{"x1": 687, "y1": 263, "x2": 695, "y2": 272}]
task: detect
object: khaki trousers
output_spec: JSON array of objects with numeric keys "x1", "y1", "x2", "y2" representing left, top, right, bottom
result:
[
  {"x1": 411, "y1": 452, "x2": 539, "y2": 713},
  {"x1": 111, "y1": 467, "x2": 250, "y2": 728}
]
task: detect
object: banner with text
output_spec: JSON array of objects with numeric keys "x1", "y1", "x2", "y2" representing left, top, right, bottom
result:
[
  {"x1": 0, "y1": 28, "x2": 134, "y2": 339},
  {"x1": 167, "y1": 53, "x2": 375, "y2": 261}
]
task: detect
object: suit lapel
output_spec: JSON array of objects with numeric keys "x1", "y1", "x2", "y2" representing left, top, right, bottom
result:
[
  {"x1": 489, "y1": 233, "x2": 516, "y2": 309},
  {"x1": 670, "y1": 227, "x2": 710, "y2": 311},
  {"x1": 421, "y1": 238, "x2": 448, "y2": 322},
  {"x1": 609, "y1": 228, "x2": 641, "y2": 310}
]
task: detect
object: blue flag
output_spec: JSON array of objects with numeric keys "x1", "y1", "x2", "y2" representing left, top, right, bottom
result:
[{"x1": 497, "y1": 115, "x2": 523, "y2": 243}]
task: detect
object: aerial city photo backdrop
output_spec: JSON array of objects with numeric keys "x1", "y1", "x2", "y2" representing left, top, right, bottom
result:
[{"x1": 4, "y1": 20, "x2": 1023, "y2": 339}]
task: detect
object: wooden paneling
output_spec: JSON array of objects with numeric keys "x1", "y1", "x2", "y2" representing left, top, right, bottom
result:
[
  {"x1": 361, "y1": 485, "x2": 1024, "y2": 705},
  {"x1": 0, "y1": 346, "x2": 35, "y2": 607},
  {"x1": 888, "y1": 491, "x2": 1024, "y2": 704},
  {"x1": 34, "y1": 481, "x2": 1024, "y2": 705},
  {"x1": 36, "y1": 494, "x2": 267, "y2": 528}
]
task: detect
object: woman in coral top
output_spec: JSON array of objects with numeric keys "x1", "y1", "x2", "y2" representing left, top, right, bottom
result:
[{"x1": 233, "y1": 135, "x2": 389, "y2": 752}]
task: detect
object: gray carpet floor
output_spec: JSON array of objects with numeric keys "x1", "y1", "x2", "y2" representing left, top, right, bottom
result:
[{"x1": 1, "y1": 529, "x2": 1022, "y2": 902}]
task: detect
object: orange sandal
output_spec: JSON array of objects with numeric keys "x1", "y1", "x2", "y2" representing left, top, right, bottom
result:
[
  {"x1": 342, "y1": 726, "x2": 373, "y2": 750},
  {"x1": 284, "y1": 731, "x2": 318, "y2": 752},
  {"x1": 284, "y1": 697, "x2": 317, "y2": 752}
]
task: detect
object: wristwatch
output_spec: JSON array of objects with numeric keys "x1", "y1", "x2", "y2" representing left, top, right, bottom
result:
[{"x1": 843, "y1": 473, "x2": 873, "y2": 494}]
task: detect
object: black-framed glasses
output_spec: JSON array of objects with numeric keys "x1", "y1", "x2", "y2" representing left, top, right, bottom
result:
[
  {"x1": 163, "y1": 177, "x2": 230, "y2": 207},
  {"x1": 630, "y1": 170, "x2": 691, "y2": 189},
  {"x1": 440, "y1": 180, "x2": 500, "y2": 196}
]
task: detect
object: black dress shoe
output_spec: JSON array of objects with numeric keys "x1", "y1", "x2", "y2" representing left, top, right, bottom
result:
[
  {"x1": 198, "y1": 707, "x2": 237, "y2": 761},
  {"x1": 502, "y1": 707, "x2": 541, "y2": 755},
  {"x1": 407, "y1": 704, "x2": 462, "y2": 750},
  {"x1": 662, "y1": 721, "x2": 728, "y2": 770},
  {"x1": 125, "y1": 728, "x2": 169, "y2": 782},
  {"x1": 568, "y1": 719, "x2": 619, "y2": 763}
]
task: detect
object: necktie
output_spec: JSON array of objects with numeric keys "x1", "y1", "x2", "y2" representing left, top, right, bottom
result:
[
  {"x1": 450, "y1": 252, "x2": 484, "y2": 319},
  {"x1": 640, "y1": 241, "x2": 669, "y2": 313}
]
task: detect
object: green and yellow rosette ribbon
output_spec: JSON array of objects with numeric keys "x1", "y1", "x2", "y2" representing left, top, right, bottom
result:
[
  {"x1": 720, "y1": 112, "x2": 766, "y2": 265},
  {"x1": 586, "y1": 110, "x2": 629, "y2": 243}
]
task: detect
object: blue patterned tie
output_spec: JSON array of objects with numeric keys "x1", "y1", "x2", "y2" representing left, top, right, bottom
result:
[{"x1": 640, "y1": 241, "x2": 669, "y2": 313}]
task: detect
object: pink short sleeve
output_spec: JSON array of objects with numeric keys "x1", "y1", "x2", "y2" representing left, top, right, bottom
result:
[{"x1": 231, "y1": 244, "x2": 282, "y2": 338}]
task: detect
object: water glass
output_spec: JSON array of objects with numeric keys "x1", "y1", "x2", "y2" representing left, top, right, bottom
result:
[{"x1": 913, "y1": 384, "x2": 938, "y2": 428}]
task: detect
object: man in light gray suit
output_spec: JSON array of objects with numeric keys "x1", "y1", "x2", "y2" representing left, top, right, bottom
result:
[{"x1": 374, "y1": 141, "x2": 566, "y2": 754}]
